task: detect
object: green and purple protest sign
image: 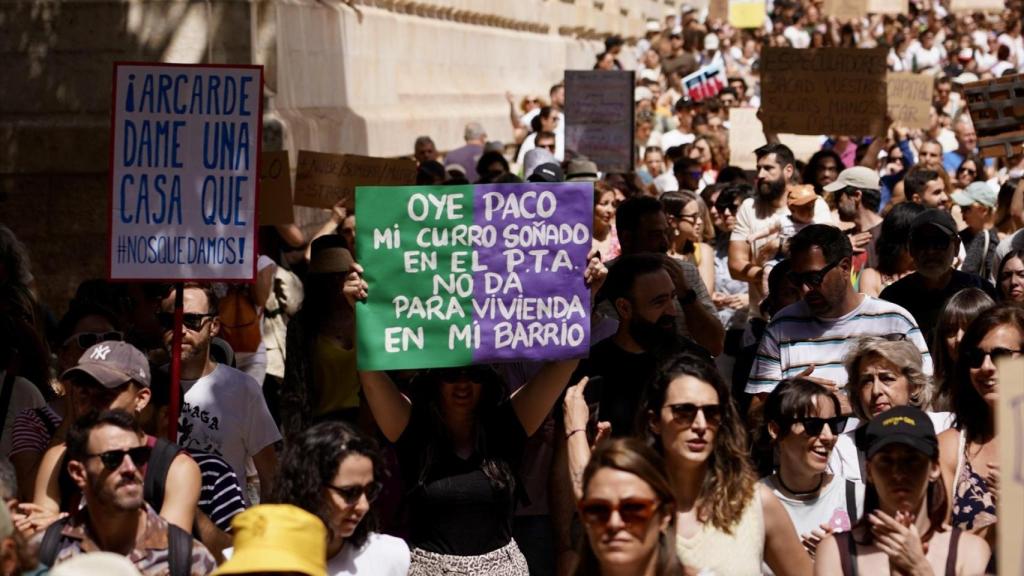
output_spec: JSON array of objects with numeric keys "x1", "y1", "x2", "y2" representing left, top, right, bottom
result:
[{"x1": 356, "y1": 183, "x2": 593, "y2": 370}]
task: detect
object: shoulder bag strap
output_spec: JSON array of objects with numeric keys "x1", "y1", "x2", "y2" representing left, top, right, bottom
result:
[
  {"x1": 945, "y1": 527, "x2": 961, "y2": 576},
  {"x1": 167, "y1": 523, "x2": 194, "y2": 576},
  {"x1": 38, "y1": 517, "x2": 68, "y2": 567},
  {"x1": 143, "y1": 438, "x2": 180, "y2": 512},
  {"x1": 835, "y1": 531, "x2": 857, "y2": 576},
  {"x1": 845, "y1": 479, "x2": 859, "y2": 522}
]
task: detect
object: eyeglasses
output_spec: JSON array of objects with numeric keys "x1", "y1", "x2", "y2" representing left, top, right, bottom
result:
[
  {"x1": 791, "y1": 416, "x2": 847, "y2": 436},
  {"x1": 577, "y1": 497, "x2": 660, "y2": 528},
  {"x1": 86, "y1": 446, "x2": 152, "y2": 471},
  {"x1": 537, "y1": 143, "x2": 556, "y2": 151},
  {"x1": 63, "y1": 331, "x2": 124, "y2": 349},
  {"x1": 324, "y1": 481, "x2": 383, "y2": 504},
  {"x1": 787, "y1": 258, "x2": 843, "y2": 289},
  {"x1": 964, "y1": 347, "x2": 1022, "y2": 368},
  {"x1": 958, "y1": 167, "x2": 976, "y2": 175},
  {"x1": 665, "y1": 403, "x2": 722, "y2": 428},
  {"x1": 156, "y1": 312, "x2": 216, "y2": 332}
]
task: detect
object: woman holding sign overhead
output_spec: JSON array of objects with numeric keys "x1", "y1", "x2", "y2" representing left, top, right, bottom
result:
[{"x1": 345, "y1": 250, "x2": 606, "y2": 576}]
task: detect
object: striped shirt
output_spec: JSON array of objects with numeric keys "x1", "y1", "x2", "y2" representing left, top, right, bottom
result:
[
  {"x1": 189, "y1": 451, "x2": 247, "y2": 532},
  {"x1": 746, "y1": 296, "x2": 932, "y2": 395},
  {"x1": 9, "y1": 405, "x2": 61, "y2": 457}
]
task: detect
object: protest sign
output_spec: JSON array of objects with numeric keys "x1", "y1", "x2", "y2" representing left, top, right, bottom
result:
[
  {"x1": 709, "y1": 0, "x2": 728, "y2": 21},
  {"x1": 356, "y1": 183, "x2": 593, "y2": 370},
  {"x1": 728, "y1": 107, "x2": 823, "y2": 170},
  {"x1": 887, "y1": 72, "x2": 934, "y2": 130},
  {"x1": 293, "y1": 151, "x2": 416, "y2": 209},
  {"x1": 565, "y1": 70, "x2": 634, "y2": 174},
  {"x1": 760, "y1": 47, "x2": 887, "y2": 136},
  {"x1": 682, "y1": 54, "x2": 727, "y2": 102},
  {"x1": 949, "y1": 0, "x2": 1004, "y2": 12},
  {"x1": 728, "y1": 0, "x2": 766, "y2": 28},
  {"x1": 867, "y1": 0, "x2": 906, "y2": 14},
  {"x1": 964, "y1": 74, "x2": 1024, "y2": 159},
  {"x1": 258, "y1": 151, "x2": 294, "y2": 226},
  {"x1": 997, "y1": 357, "x2": 1024, "y2": 576},
  {"x1": 822, "y1": 0, "x2": 866, "y2": 20},
  {"x1": 109, "y1": 63, "x2": 262, "y2": 281}
]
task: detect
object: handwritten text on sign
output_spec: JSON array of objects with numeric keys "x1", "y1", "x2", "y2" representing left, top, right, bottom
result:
[
  {"x1": 565, "y1": 70, "x2": 635, "y2": 174},
  {"x1": 356, "y1": 183, "x2": 593, "y2": 370},
  {"x1": 110, "y1": 64, "x2": 262, "y2": 281}
]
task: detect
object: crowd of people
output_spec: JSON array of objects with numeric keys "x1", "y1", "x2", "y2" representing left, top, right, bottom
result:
[{"x1": 1, "y1": 0, "x2": 1023, "y2": 575}]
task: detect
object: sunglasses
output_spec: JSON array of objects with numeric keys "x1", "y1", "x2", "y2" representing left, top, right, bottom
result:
[
  {"x1": 787, "y1": 258, "x2": 843, "y2": 289},
  {"x1": 665, "y1": 403, "x2": 722, "y2": 427},
  {"x1": 538, "y1": 143, "x2": 556, "y2": 151},
  {"x1": 324, "y1": 481, "x2": 383, "y2": 504},
  {"x1": 889, "y1": 156, "x2": 906, "y2": 164},
  {"x1": 964, "y1": 347, "x2": 1022, "y2": 368},
  {"x1": 63, "y1": 331, "x2": 124, "y2": 349},
  {"x1": 958, "y1": 167, "x2": 976, "y2": 175},
  {"x1": 577, "y1": 497, "x2": 660, "y2": 528},
  {"x1": 86, "y1": 446, "x2": 152, "y2": 471},
  {"x1": 156, "y1": 312, "x2": 215, "y2": 332},
  {"x1": 715, "y1": 203, "x2": 741, "y2": 215},
  {"x1": 791, "y1": 416, "x2": 847, "y2": 436}
]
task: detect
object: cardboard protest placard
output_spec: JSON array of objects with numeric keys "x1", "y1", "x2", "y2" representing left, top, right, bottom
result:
[
  {"x1": 949, "y1": 0, "x2": 1003, "y2": 12},
  {"x1": 355, "y1": 183, "x2": 593, "y2": 370},
  {"x1": 964, "y1": 74, "x2": 1024, "y2": 159},
  {"x1": 729, "y1": 0, "x2": 766, "y2": 29},
  {"x1": 682, "y1": 54, "x2": 727, "y2": 102},
  {"x1": 996, "y1": 357, "x2": 1024, "y2": 576},
  {"x1": 258, "y1": 151, "x2": 294, "y2": 226},
  {"x1": 293, "y1": 151, "x2": 416, "y2": 209},
  {"x1": 887, "y1": 72, "x2": 934, "y2": 130},
  {"x1": 822, "y1": 0, "x2": 866, "y2": 21},
  {"x1": 728, "y1": 107, "x2": 823, "y2": 170},
  {"x1": 109, "y1": 63, "x2": 262, "y2": 281},
  {"x1": 867, "y1": 0, "x2": 906, "y2": 14},
  {"x1": 760, "y1": 47, "x2": 887, "y2": 136},
  {"x1": 709, "y1": 0, "x2": 728, "y2": 21},
  {"x1": 565, "y1": 70, "x2": 635, "y2": 174}
]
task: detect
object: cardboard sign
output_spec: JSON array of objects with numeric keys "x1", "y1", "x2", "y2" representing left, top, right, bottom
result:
[
  {"x1": 964, "y1": 74, "x2": 1024, "y2": 159},
  {"x1": 997, "y1": 357, "x2": 1024, "y2": 576},
  {"x1": 258, "y1": 151, "x2": 294, "y2": 226},
  {"x1": 887, "y1": 72, "x2": 934, "y2": 130},
  {"x1": 949, "y1": 0, "x2": 1004, "y2": 12},
  {"x1": 822, "y1": 0, "x2": 866, "y2": 21},
  {"x1": 760, "y1": 47, "x2": 887, "y2": 136},
  {"x1": 867, "y1": 0, "x2": 907, "y2": 14},
  {"x1": 356, "y1": 183, "x2": 593, "y2": 370},
  {"x1": 109, "y1": 63, "x2": 262, "y2": 281},
  {"x1": 565, "y1": 70, "x2": 635, "y2": 174},
  {"x1": 682, "y1": 54, "x2": 727, "y2": 102},
  {"x1": 709, "y1": 0, "x2": 728, "y2": 20},
  {"x1": 729, "y1": 0, "x2": 766, "y2": 29},
  {"x1": 728, "y1": 107, "x2": 824, "y2": 170},
  {"x1": 293, "y1": 151, "x2": 416, "y2": 209}
]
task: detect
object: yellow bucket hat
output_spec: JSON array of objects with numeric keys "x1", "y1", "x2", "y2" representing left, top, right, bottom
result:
[{"x1": 213, "y1": 504, "x2": 327, "y2": 576}]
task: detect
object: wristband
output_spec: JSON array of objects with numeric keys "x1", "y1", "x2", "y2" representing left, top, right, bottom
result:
[{"x1": 566, "y1": 428, "x2": 586, "y2": 439}]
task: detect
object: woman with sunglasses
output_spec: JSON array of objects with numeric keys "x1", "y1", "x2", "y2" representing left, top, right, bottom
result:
[
  {"x1": 953, "y1": 157, "x2": 983, "y2": 194},
  {"x1": 643, "y1": 353, "x2": 810, "y2": 576},
  {"x1": 272, "y1": 421, "x2": 409, "y2": 576},
  {"x1": 930, "y1": 289, "x2": 994, "y2": 411},
  {"x1": 758, "y1": 378, "x2": 861, "y2": 560},
  {"x1": 661, "y1": 191, "x2": 714, "y2": 293},
  {"x1": 574, "y1": 438, "x2": 681, "y2": 576},
  {"x1": 938, "y1": 304, "x2": 1024, "y2": 541},
  {"x1": 814, "y1": 406, "x2": 990, "y2": 575}
]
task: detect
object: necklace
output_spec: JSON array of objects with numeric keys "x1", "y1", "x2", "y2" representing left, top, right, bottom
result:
[{"x1": 776, "y1": 472, "x2": 823, "y2": 497}]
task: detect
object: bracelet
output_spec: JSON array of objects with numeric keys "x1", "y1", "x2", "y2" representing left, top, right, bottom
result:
[{"x1": 566, "y1": 428, "x2": 586, "y2": 439}]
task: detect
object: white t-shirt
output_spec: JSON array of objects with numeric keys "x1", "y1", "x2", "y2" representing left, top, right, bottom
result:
[
  {"x1": 828, "y1": 412, "x2": 953, "y2": 482},
  {"x1": 760, "y1": 474, "x2": 866, "y2": 537},
  {"x1": 178, "y1": 364, "x2": 281, "y2": 490},
  {"x1": 0, "y1": 371, "x2": 45, "y2": 457},
  {"x1": 328, "y1": 533, "x2": 410, "y2": 576}
]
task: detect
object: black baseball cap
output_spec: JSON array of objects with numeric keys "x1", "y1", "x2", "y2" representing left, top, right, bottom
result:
[
  {"x1": 528, "y1": 162, "x2": 564, "y2": 183},
  {"x1": 863, "y1": 406, "x2": 938, "y2": 459},
  {"x1": 909, "y1": 209, "x2": 958, "y2": 240}
]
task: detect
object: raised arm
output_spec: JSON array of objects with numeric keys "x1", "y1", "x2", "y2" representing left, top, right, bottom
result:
[
  {"x1": 511, "y1": 359, "x2": 579, "y2": 437},
  {"x1": 359, "y1": 370, "x2": 413, "y2": 442}
]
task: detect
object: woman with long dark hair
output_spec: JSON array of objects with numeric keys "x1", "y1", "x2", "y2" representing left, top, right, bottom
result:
[
  {"x1": 574, "y1": 438, "x2": 681, "y2": 576},
  {"x1": 930, "y1": 289, "x2": 994, "y2": 411},
  {"x1": 643, "y1": 353, "x2": 810, "y2": 575},
  {"x1": 860, "y1": 202, "x2": 926, "y2": 297},
  {"x1": 814, "y1": 407, "x2": 990, "y2": 575},
  {"x1": 661, "y1": 191, "x2": 714, "y2": 293},
  {"x1": 995, "y1": 249, "x2": 1024, "y2": 303},
  {"x1": 272, "y1": 421, "x2": 409, "y2": 575}
]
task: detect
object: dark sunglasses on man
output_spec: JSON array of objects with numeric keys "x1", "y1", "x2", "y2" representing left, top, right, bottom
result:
[
  {"x1": 87, "y1": 445, "x2": 153, "y2": 471},
  {"x1": 63, "y1": 331, "x2": 124, "y2": 349},
  {"x1": 156, "y1": 311, "x2": 216, "y2": 332},
  {"x1": 787, "y1": 258, "x2": 843, "y2": 289}
]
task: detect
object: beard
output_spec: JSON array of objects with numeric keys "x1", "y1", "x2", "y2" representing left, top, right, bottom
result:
[
  {"x1": 94, "y1": 472, "x2": 144, "y2": 512},
  {"x1": 837, "y1": 200, "x2": 858, "y2": 222},
  {"x1": 629, "y1": 314, "x2": 677, "y2": 352},
  {"x1": 756, "y1": 177, "x2": 786, "y2": 203}
]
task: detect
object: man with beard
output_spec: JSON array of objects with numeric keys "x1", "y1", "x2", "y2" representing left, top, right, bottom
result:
[
  {"x1": 824, "y1": 166, "x2": 884, "y2": 286},
  {"x1": 905, "y1": 168, "x2": 950, "y2": 211},
  {"x1": 729, "y1": 144, "x2": 832, "y2": 329},
  {"x1": 880, "y1": 209, "x2": 997, "y2": 342},
  {"x1": 159, "y1": 284, "x2": 280, "y2": 504},
  {"x1": 747, "y1": 225, "x2": 931, "y2": 402},
  {"x1": 34, "y1": 410, "x2": 216, "y2": 574}
]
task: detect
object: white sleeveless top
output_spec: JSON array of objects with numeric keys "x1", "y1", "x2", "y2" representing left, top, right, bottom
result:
[{"x1": 676, "y1": 487, "x2": 765, "y2": 575}]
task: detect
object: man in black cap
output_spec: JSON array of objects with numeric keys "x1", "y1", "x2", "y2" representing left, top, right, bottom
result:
[
  {"x1": 527, "y1": 162, "x2": 564, "y2": 184},
  {"x1": 880, "y1": 209, "x2": 997, "y2": 341}
]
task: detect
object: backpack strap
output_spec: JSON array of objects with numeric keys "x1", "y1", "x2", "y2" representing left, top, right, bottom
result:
[
  {"x1": 845, "y1": 479, "x2": 858, "y2": 523},
  {"x1": 143, "y1": 438, "x2": 181, "y2": 513},
  {"x1": 38, "y1": 517, "x2": 69, "y2": 568},
  {"x1": 835, "y1": 531, "x2": 858, "y2": 576},
  {"x1": 167, "y1": 523, "x2": 194, "y2": 576},
  {"x1": 945, "y1": 527, "x2": 961, "y2": 576}
]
